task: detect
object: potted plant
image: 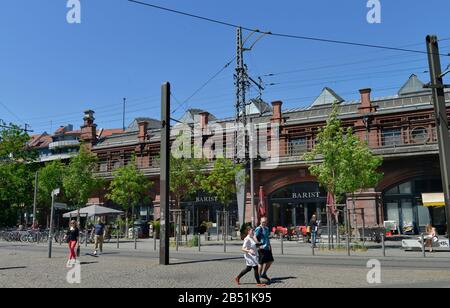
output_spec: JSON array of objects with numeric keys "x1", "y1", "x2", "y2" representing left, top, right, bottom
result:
[
  {"x1": 200, "y1": 221, "x2": 213, "y2": 240},
  {"x1": 150, "y1": 220, "x2": 160, "y2": 239}
]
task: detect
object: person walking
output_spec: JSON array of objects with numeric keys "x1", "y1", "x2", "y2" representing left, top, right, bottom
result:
[
  {"x1": 425, "y1": 224, "x2": 437, "y2": 253},
  {"x1": 309, "y1": 214, "x2": 319, "y2": 248},
  {"x1": 93, "y1": 217, "x2": 106, "y2": 256},
  {"x1": 235, "y1": 227, "x2": 266, "y2": 287},
  {"x1": 254, "y1": 217, "x2": 274, "y2": 284},
  {"x1": 66, "y1": 220, "x2": 80, "y2": 268}
]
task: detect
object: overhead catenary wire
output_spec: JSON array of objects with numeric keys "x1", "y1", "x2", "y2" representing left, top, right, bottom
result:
[
  {"x1": 0, "y1": 100, "x2": 26, "y2": 125},
  {"x1": 171, "y1": 56, "x2": 236, "y2": 116},
  {"x1": 127, "y1": 0, "x2": 449, "y2": 57}
]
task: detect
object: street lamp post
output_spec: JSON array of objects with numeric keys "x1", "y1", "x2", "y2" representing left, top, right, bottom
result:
[{"x1": 48, "y1": 188, "x2": 60, "y2": 258}]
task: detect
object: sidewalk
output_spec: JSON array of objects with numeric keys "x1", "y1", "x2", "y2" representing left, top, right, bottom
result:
[{"x1": 60, "y1": 236, "x2": 450, "y2": 260}]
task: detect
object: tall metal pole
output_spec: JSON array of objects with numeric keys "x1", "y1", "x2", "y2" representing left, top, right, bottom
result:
[
  {"x1": 249, "y1": 118, "x2": 256, "y2": 228},
  {"x1": 160, "y1": 82, "x2": 171, "y2": 265},
  {"x1": 47, "y1": 189, "x2": 59, "y2": 257},
  {"x1": 32, "y1": 172, "x2": 38, "y2": 227},
  {"x1": 123, "y1": 98, "x2": 126, "y2": 131},
  {"x1": 48, "y1": 192, "x2": 55, "y2": 258},
  {"x1": 426, "y1": 35, "x2": 450, "y2": 236},
  {"x1": 235, "y1": 27, "x2": 249, "y2": 228}
]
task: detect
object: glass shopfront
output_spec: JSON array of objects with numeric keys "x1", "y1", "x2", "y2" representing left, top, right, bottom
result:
[
  {"x1": 383, "y1": 177, "x2": 446, "y2": 235},
  {"x1": 268, "y1": 182, "x2": 327, "y2": 228},
  {"x1": 180, "y1": 192, "x2": 238, "y2": 233}
]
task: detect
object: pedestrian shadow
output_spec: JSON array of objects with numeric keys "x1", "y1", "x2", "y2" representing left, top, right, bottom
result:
[
  {"x1": 170, "y1": 257, "x2": 242, "y2": 266},
  {"x1": 80, "y1": 261, "x2": 99, "y2": 265},
  {"x1": 0, "y1": 266, "x2": 27, "y2": 271},
  {"x1": 267, "y1": 276, "x2": 297, "y2": 284}
]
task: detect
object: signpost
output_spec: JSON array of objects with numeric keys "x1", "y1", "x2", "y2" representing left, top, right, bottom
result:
[{"x1": 48, "y1": 188, "x2": 60, "y2": 258}]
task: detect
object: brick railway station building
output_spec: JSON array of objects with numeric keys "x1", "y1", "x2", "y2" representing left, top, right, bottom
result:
[{"x1": 73, "y1": 75, "x2": 450, "y2": 235}]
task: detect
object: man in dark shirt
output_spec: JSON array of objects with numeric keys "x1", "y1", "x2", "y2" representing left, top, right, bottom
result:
[{"x1": 93, "y1": 217, "x2": 105, "y2": 255}]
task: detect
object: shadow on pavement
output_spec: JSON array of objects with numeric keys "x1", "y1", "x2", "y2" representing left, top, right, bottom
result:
[
  {"x1": 170, "y1": 257, "x2": 242, "y2": 266},
  {"x1": 268, "y1": 276, "x2": 297, "y2": 284},
  {"x1": 80, "y1": 261, "x2": 99, "y2": 265},
  {"x1": 0, "y1": 266, "x2": 27, "y2": 271}
]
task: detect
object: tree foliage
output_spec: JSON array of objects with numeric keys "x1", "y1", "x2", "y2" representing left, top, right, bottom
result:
[
  {"x1": 107, "y1": 157, "x2": 152, "y2": 213},
  {"x1": 0, "y1": 124, "x2": 37, "y2": 226},
  {"x1": 63, "y1": 146, "x2": 102, "y2": 208},
  {"x1": 202, "y1": 158, "x2": 242, "y2": 210},
  {"x1": 38, "y1": 160, "x2": 66, "y2": 208},
  {"x1": 169, "y1": 134, "x2": 207, "y2": 208},
  {"x1": 303, "y1": 102, "x2": 383, "y2": 203}
]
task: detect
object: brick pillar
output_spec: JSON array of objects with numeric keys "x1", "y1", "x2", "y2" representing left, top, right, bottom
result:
[
  {"x1": 346, "y1": 188, "x2": 382, "y2": 228},
  {"x1": 80, "y1": 110, "x2": 97, "y2": 150},
  {"x1": 271, "y1": 101, "x2": 286, "y2": 156},
  {"x1": 356, "y1": 88, "x2": 378, "y2": 147}
]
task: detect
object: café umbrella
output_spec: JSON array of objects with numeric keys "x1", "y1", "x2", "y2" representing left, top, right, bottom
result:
[
  {"x1": 63, "y1": 204, "x2": 124, "y2": 218},
  {"x1": 421, "y1": 193, "x2": 446, "y2": 207},
  {"x1": 258, "y1": 186, "x2": 267, "y2": 219}
]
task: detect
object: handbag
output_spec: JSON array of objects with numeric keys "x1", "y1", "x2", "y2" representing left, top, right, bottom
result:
[{"x1": 76, "y1": 246, "x2": 80, "y2": 257}]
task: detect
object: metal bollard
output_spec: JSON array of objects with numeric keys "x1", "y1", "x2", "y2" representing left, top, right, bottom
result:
[
  {"x1": 281, "y1": 235, "x2": 284, "y2": 255},
  {"x1": 312, "y1": 243, "x2": 315, "y2": 256},
  {"x1": 153, "y1": 231, "x2": 156, "y2": 251},
  {"x1": 382, "y1": 234, "x2": 386, "y2": 257},
  {"x1": 198, "y1": 232, "x2": 201, "y2": 252},
  {"x1": 117, "y1": 231, "x2": 120, "y2": 249},
  {"x1": 421, "y1": 233, "x2": 426, "y2": 258},
  {"x1": 134, "y1": 236, "x2": 137, "y2": 250}
]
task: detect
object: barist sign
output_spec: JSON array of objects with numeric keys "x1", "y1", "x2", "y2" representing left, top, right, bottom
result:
[
  {"x1": 292, "y1": 192, "x2": 321, "y2": 199},
  {"x1": 195, "y1": 196, "x2": 219, "y2": 203}
]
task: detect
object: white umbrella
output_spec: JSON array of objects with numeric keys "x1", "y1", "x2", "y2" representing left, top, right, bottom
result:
[{"x1": 63, "y1": 204, "x2": 124, "y2": 218}]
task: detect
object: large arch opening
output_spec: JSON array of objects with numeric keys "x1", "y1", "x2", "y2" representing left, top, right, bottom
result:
[
  {"x1": 268, "y1": 182, "x2": 327, "y2": 228},
  {"x1": 382, "y1": 177, "x2": 446, "y2": 235}
]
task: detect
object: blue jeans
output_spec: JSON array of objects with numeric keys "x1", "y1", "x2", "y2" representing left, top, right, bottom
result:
[{"x1": 311, "y1": 231, "x2": 317, "y2": 246}]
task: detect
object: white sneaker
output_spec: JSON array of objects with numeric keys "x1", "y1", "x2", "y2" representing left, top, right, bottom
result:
[
  {"x1": 66, "y1": 259, "x2": 74, "y2": 268},
  {"x1": 93, "y1": 250, "x2": 97, "y2": 256}
]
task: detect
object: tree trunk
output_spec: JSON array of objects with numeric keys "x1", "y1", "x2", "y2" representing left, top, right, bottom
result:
[
  {"x1": 132, "y1": 204, "x2": 135, "y2": 240},
  {"x1": 352, "y1": 192, "x2": 358, "y2": 241}
]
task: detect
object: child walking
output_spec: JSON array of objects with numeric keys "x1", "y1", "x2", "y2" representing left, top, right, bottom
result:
[{"x1": 235, "y1": 227, "x2": 266, "y2": 287}]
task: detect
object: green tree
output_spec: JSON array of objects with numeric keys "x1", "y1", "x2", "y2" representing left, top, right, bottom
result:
[
  {"x1": 63, "y1": 146, "x2": 103, "y2": 219},
  {"x1": 169, "y1": 136, "x2": 207, "y2": 209},
  {"x1": 303, "y1": 102, "x2": 383, "y2": 227},
  {"x1": 106, "y1": 157, "x2": 153, "y2": 237},
  {"x1": 202, "y1": 158, "x2": 242, "y2": 211},
  {"x1": 340, "y1": 130, "x2": 383, "y2": 229},
  {"x1": 37, "y1": 160, "x2": 66, "y2": 225},
  {"x1": 0, "y1": 124, "x2": 37, "y2": 227}
]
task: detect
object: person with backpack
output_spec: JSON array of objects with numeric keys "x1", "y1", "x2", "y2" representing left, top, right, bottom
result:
[
  {"x1": 93, "y1": 217, "x2": 106, "y2": 256},
  {"x1": 253, "y1": 217, "x2": 274, "y2": 283}
]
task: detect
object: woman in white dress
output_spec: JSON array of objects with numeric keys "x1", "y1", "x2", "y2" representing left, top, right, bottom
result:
[{"x1": 235, "y1": 227, "x2": 265, "y2": 286}]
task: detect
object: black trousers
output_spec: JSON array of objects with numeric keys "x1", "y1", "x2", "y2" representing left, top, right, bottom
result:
[{"x1": 237, "y1": 266, "x2": 261, "y2": 284}]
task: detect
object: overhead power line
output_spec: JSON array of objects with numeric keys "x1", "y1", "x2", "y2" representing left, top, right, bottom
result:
[
  {"x1": 0, "y1": 101, "x2": 25, "y2": 125},
  {"x1": 171, "y1": 56, "x2": 236, "y2": 116},
  {"x1": 127, "y1": 0, "x2": 449, "y2": 57}
]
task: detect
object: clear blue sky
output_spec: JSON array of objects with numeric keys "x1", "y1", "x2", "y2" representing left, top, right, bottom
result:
[{"x1": 1, "y1": 0, "x2": 449, "y2": 134}]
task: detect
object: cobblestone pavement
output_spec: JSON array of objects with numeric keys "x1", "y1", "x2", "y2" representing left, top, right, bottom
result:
[{"x1": 1, "y1": 241, "x2": 450, "y2": 288}]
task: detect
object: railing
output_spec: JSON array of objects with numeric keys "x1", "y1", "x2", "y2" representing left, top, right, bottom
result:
[
  {"x1": 94, "y1": 126, "x2": 443, "y2": 172},
  {"x1": 96, "y1": 156, "x2": 160, "y2": 173},
  {"x1": 48, "y1": 140, "x2": 80, "y2": 150}
]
